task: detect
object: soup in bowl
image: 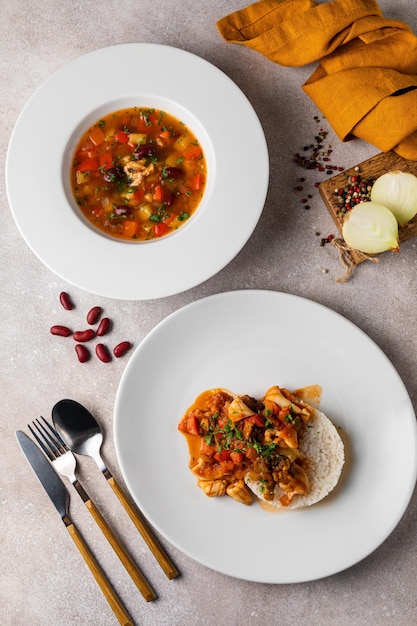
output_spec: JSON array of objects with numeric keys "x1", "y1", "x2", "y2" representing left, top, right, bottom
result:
[{"x1": 71, "y1": 106, "x2": 207, "y2": 241}]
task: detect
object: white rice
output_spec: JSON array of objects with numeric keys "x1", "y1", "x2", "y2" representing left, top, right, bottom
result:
[{"x1": 245, "y1": 409, "x2": 345, "y2": 509}]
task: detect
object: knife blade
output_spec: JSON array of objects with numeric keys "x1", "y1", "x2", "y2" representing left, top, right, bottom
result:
[
  {"x1": 16, "y1": 430, "x2": 69, "y2": 517},
  {"x1": 16, "y1": 431, "x2": 133, "y2": 626}
]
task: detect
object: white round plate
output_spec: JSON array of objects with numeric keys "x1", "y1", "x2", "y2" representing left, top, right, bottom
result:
[
  {"x1": 6, "y1": 44, "x2": 268, "y2": 300},
  {"x1": 114, "y1": 290, "x2": 417, "y2": 583}
]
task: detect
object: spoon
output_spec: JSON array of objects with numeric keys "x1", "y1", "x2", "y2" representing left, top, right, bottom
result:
[{"x1": 52, "y1": 398, "x2": 179, "y2": 580}]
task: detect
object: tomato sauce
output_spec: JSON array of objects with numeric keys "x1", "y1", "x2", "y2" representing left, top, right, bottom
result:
[
  {"x1": 178, "y1": 387, "x2": 313, "y2": 507},
  {"x1": 71, "y1": 107, "x2": 206, "y2": 241}
]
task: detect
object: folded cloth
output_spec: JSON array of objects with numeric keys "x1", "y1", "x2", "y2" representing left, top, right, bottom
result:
[{"x1": 217, "y1": 0, "x2": 417, "y2": 159}]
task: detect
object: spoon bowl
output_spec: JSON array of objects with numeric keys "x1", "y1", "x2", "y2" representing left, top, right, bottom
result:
[{"x1": 52, "y1": 399, "x2": 106, "y2": 470}]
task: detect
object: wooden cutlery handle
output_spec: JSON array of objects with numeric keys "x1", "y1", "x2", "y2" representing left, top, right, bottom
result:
[
  {"x1": 107, "y1": 474, "x2": 179, "y2": 580},
  {"x1": 84, "y1": 497, "x2": 156, "y2": 602},
  {"x1": 66, "y1": 522, "x2": 133, "y2": 626}
]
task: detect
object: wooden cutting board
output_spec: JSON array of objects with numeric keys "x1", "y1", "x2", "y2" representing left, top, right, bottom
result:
[{"x1": 319, "y1": 151, "x2": 417, "y2": 243}]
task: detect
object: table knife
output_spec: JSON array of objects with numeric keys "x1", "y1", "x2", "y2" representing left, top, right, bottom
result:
[{"x1": 16, "y1": 430, "x2": 133, "y2": 626}]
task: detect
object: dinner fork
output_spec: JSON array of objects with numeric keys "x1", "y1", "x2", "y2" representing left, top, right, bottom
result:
[{"x1": 29, "y1": 417, "x2": 156, "y2": 602}]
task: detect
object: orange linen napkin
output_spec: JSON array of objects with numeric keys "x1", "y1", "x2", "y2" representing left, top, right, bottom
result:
[{"x1": 217, "y1": 0, "x2": 417, "y2": 159}]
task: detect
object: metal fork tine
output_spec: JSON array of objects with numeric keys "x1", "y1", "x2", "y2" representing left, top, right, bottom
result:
[
  {"x1": 39, "y1": 416, "x2": 68, "y2": 449},
  {"x1": 29, "y1": 418, "x2": 63, "y2": 459},
  {"x1": 27, "y1": 422, "x2": 53, "y2": 460}
]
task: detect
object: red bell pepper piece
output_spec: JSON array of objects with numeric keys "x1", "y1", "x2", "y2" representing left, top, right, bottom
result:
[
  {"x1": 99, "y1": 153, "x2": 113, "y2": 170},
  {"x1": 77, "y1": 156, "x2": 99, "y2": 172},
  {"x1": 153, "y1": 184, "x2": 165, "y2": 203},
  {"x1": 154, "y1": 222, "x2": 169, "y2": 237},
  {"x1": 214, "y1": 449, "x2": 231, "y2": 462},
  {"x1": 114, "y1": 130, "x2": 129, "y2": 144},
  {"x1": 230, "y1": 451, "x2": 244, "y2": 464}
]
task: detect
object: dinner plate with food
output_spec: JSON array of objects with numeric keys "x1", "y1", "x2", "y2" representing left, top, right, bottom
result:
[
  {"x1": 114, "y1": 290, "x2": 417, "y2": 583},
  {"x1": 6, "y1": 44, "x2": 268, "y2": 300}
]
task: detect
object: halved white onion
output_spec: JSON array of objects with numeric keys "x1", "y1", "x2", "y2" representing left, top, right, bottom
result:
[
  {"x1": 371, "y1": 170, "x2": 417, "y2": 227},
  {"x1": 342, "y1": 201, "x2": 400, "y2": 254}
]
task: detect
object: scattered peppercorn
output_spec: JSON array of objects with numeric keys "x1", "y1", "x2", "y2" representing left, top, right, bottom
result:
[
  {"x1": 293, "y1": 117, "x2": 345, "y2": 214},
  {"x1": 320, "y1": 234, "x2": 335, "y2": 246},
  {"x1": 293, "y1": 125, "x2": 342, "y2": 175},
  {"x1": 293, "y1": 117, "x2": 346, "y2": 249}
]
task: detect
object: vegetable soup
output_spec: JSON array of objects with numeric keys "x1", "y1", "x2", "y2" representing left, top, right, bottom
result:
[{"x1": 71, "y1": 107, "x2": 207, "y2": 241}]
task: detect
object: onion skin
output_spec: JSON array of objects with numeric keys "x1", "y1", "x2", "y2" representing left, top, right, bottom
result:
[
  {"x1": 342, "y1": 201, "x2": 400, "y2": 254},
  {"x1": 370, "y1": 170, "x2": 417, "y2": 227}
]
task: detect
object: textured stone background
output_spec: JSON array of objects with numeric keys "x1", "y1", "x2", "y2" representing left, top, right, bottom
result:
[{"x1": 1, "y1": 1, "x2": 417, "y2": 624}]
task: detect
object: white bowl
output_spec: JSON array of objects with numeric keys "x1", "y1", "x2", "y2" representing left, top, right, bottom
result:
[{"x1": 6, "y1": 44, "x2": 269, "y2": 300}]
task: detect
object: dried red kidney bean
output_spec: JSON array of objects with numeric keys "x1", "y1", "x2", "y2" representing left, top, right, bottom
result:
[
  {"x1": 133, "y1": 143, "x2": 157, "y2": 160},
  {"x1": 87, "y1": 306, "x2": 102, "y2": 325},
  {"x1": 112, "y1": 205, "x2": 132, "y2": 217},
  {"x1": 52, "y1": 291, "x2": 132, "y2": 365},
  {"x1": 75, "y1": 344, "x2": 90, "y2": 363},
  {"x1": 160, "y1": 166, "x2": 183, "y2": 180},
  {"x1": 59, "y1": 292, "x2": 74, "y2": 310},
  {"x1": 96, "y1": 317, "x2": 111, "y2": 336},
  {"x1": 73, "y1": 329, "x2": 95, "y2": 342},
  {"x1": 96, "y1": 343, "x2": 112, "y2": 363},
  {"x1": 50, "y1": 325, "x2": 72, "y2": 337},
  {"x1": 113, "y1": 341, "x2": 132, "y2": 358}
]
